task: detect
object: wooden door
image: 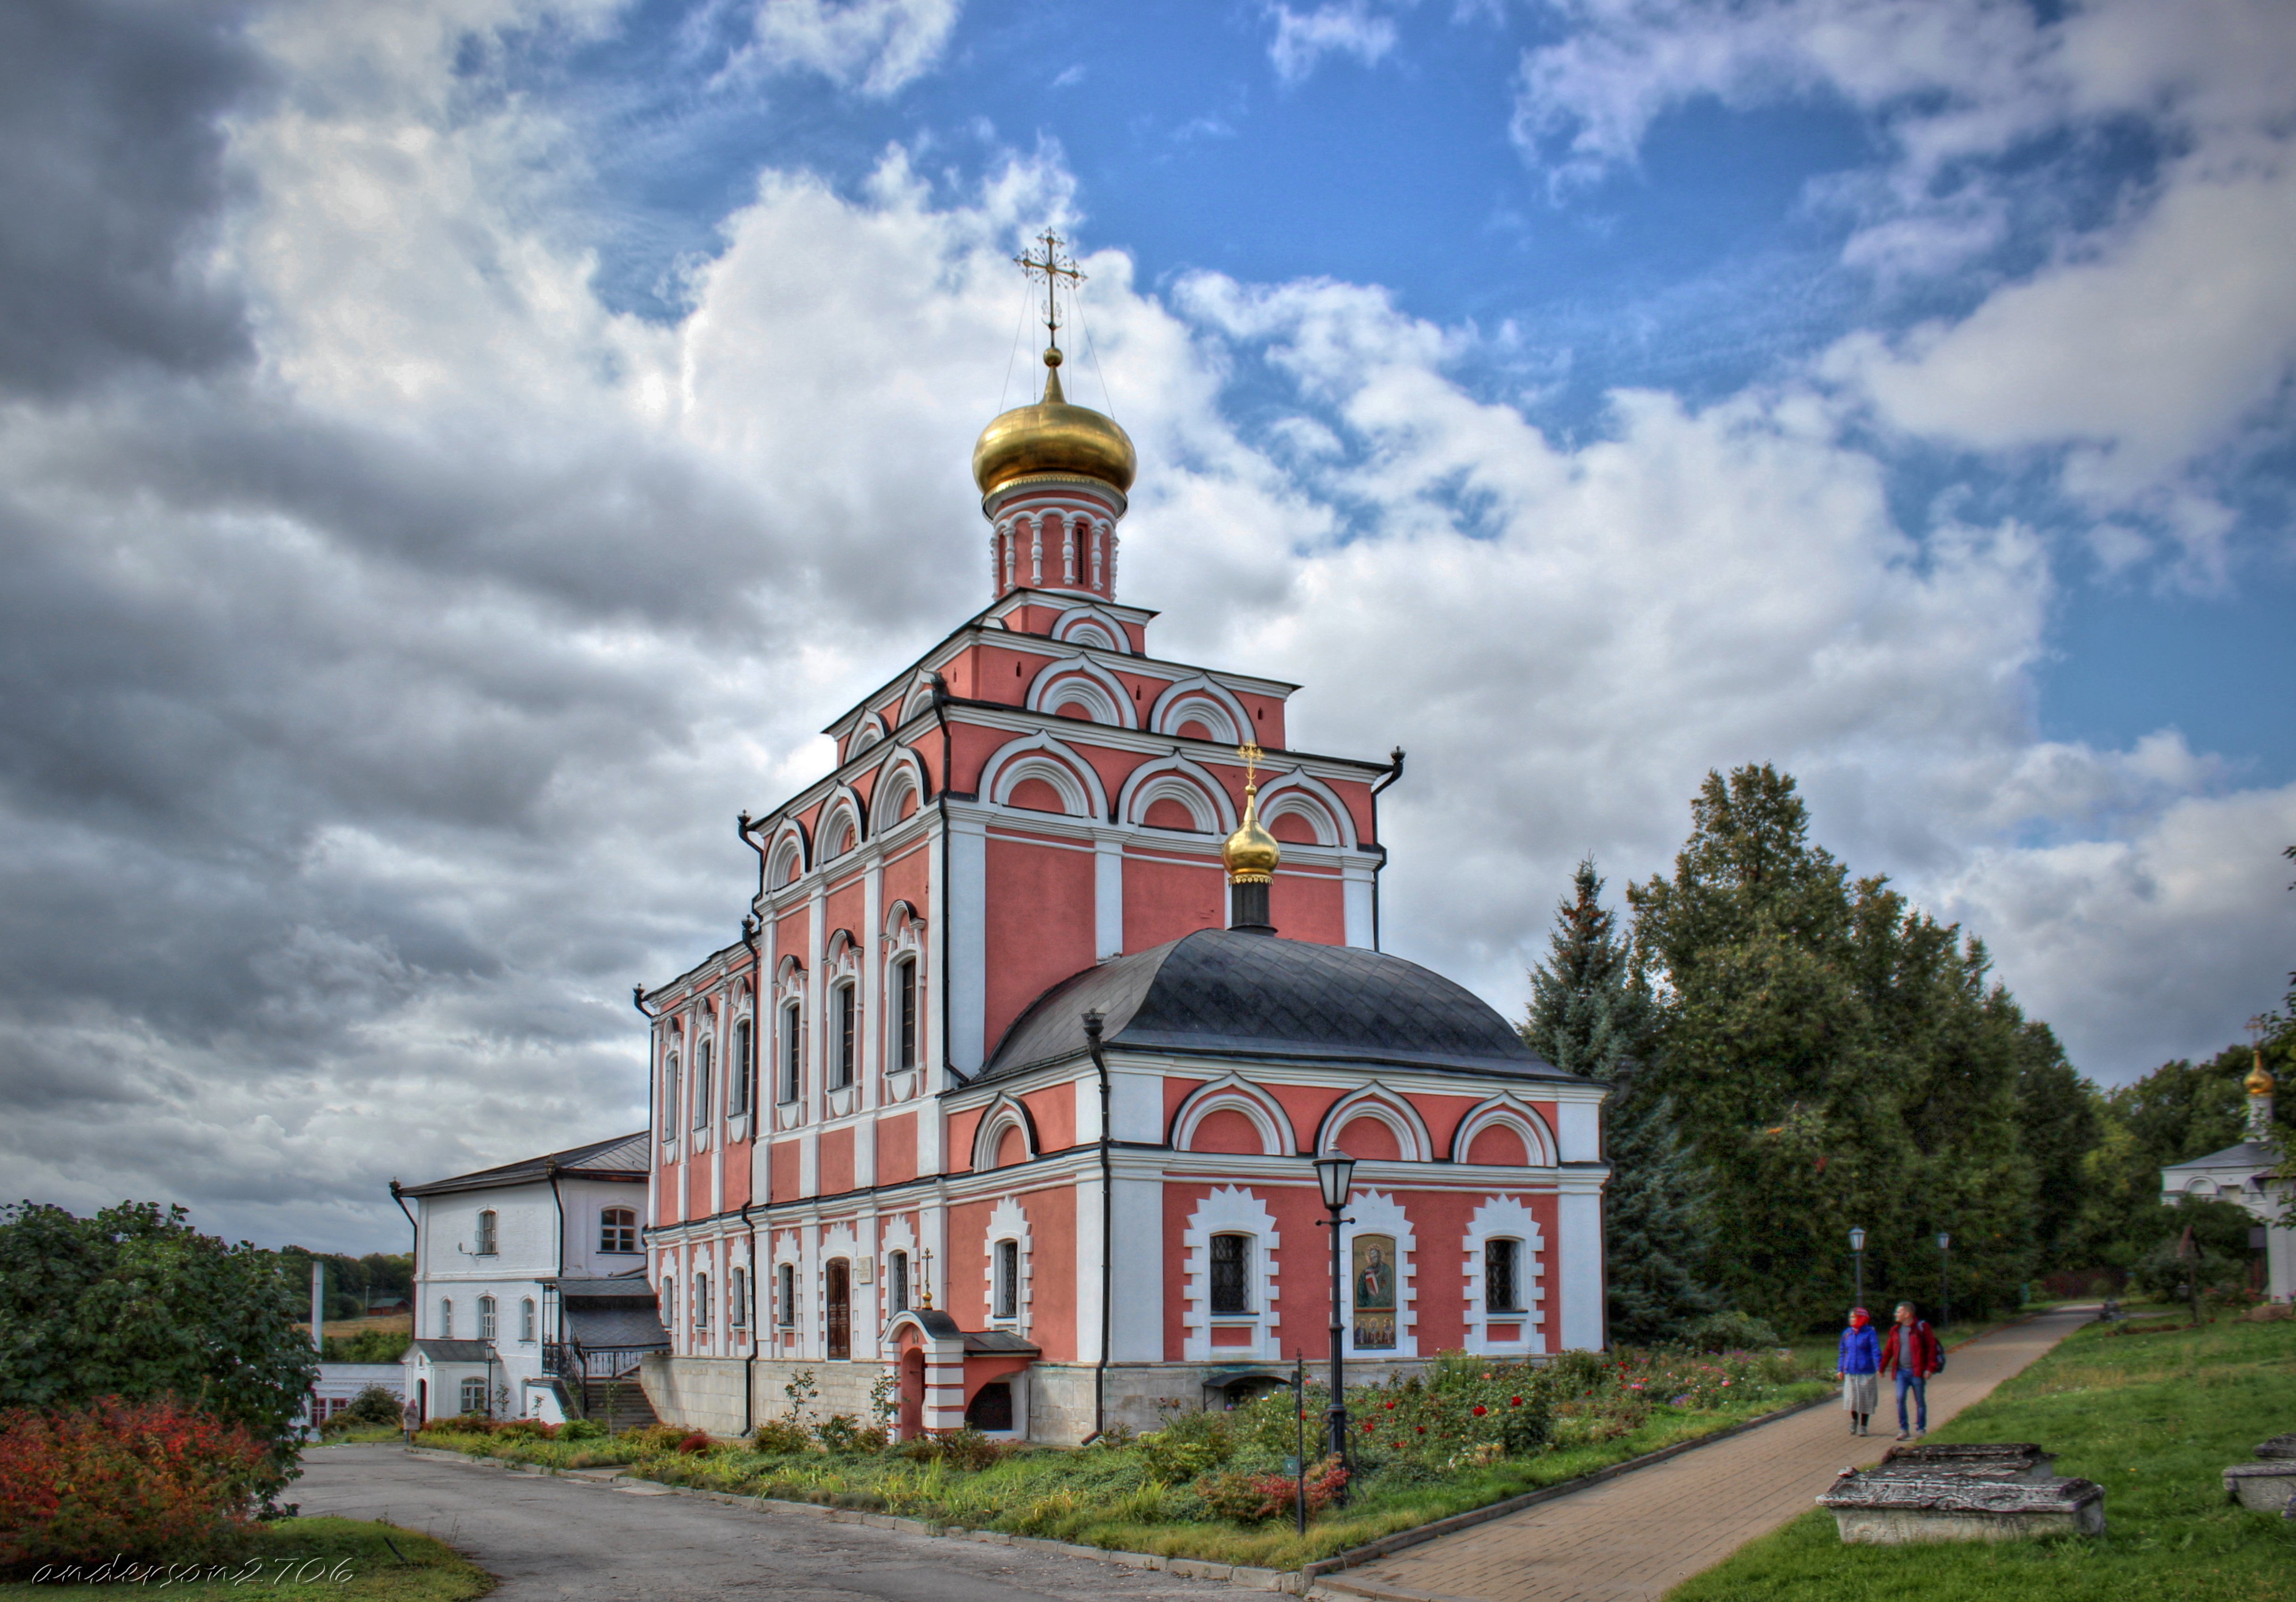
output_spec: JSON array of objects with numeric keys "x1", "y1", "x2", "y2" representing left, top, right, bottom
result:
[{"x1": 825, "y1": 1259, "x2": 850, "y2": 1359}]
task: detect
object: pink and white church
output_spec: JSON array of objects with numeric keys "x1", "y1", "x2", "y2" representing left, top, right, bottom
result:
[{"x1": 633, "y1": 266, "x2": 1610, "y2": 1443}]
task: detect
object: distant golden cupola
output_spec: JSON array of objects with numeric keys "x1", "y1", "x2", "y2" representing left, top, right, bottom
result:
[
  {"x1": 971, "y1": 347, "x2": 1137, "y2": 500},
  {"x1": 2248, "y1": 1050, "x2": 2277, "y2": 1098}
]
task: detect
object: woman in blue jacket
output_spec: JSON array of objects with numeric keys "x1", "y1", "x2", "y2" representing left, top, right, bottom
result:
[{"x1": 1837, "y1": 1307, "x2": 1880, "y2": 1436}]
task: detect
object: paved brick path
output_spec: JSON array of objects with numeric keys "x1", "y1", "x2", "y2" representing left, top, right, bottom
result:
[{"x1": 1321, "y1": 1304, "x2": 2094, "y2": 1602}]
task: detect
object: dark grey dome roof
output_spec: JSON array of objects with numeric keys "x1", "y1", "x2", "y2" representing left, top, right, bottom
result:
[{"x1": 982, "y1": 929, "x2": 1564, "y2": 1081}]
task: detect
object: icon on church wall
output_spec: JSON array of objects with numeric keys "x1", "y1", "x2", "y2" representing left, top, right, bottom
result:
[{"x1": 1352, "y1": 1234, "x2": 1397, "y2": 1349}]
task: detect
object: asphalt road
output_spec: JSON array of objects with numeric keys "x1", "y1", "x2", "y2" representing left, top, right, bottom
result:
[{"x1": 297, "y1": 1445, "x2": 1237, "y2": 1602}]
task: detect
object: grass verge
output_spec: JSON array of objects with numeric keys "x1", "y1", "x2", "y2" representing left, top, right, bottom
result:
[
  {"x1": 0, "y1": 1519, "x2": 490, "y2": 1601},
  {"x1": 1667, "y1": 1314, "x2": 2296, "y2": 1602}
]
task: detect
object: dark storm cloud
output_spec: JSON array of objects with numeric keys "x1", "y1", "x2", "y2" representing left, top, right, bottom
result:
[{"x1": 0, "y1": 0, "x2": 263, "y2": 398}]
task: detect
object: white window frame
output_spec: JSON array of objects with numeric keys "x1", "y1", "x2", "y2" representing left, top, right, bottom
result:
[
  {"x1": 520, "y1": 1297, "x2": 537, "y2": 1343},
  {"x1": 478, "y1": 1294, "x2": 497, "y2": 1340}
]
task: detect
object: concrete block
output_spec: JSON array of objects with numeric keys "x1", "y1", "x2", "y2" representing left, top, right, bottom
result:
[
  {"x1": 2256, "y1": 1433, "x2": 2296, "y2": 1461},
  {"x1": 1818, "y1": 1471, "x2": 2104, "y2": 1543},
  {"x1": 2224, "y1": 1462, "x2": 2296, "y2": 1512},
  {"x1": 1165, "y1": 1558, "x2": 1232, "y2": 1580}
]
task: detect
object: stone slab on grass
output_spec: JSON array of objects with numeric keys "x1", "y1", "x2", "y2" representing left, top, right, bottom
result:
[
  {"x1": 2254, "y1": 1432, "x2": 2296, "y2": 1461},
  {"x1": 1817, "y1": 1471, "x2": 2105, "y2": 1544},
  {"x1": 2222, "y1": 1461, "x2": 2296, "y2": 1513},
  {"x1": 1874, "y1": 1442, "x2": 2055, "y2": 1482}
]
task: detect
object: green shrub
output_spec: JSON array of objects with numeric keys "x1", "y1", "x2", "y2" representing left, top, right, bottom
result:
[
  {"x1": 1682, "y1": 1311, "x2": 1783, "y2": 1352},
  {"x1": 341, "y1": 1385, "x2": 403, "y2": 1426},
  {"x1": 748, "y1": 1418, "x2": 812, "y2": 1454},
  {"x1": 1137, "y1": 1407, "x2": 1234, "y2": 1481},
  {"x1": 558, "y1": 1418, "x2": 606, "y2": 1441},
  {"x1": 896, "y1": 1427, "x2": 1008, "y2": 1471}
]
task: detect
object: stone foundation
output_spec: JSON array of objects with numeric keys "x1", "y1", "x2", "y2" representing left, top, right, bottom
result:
[{"x1": 644, "y1": 1353, "x2": 1446, "y2": 1443}]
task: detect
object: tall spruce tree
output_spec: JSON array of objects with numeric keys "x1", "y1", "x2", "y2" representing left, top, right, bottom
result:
[
  {"x1": 1526, "y1": 860, "x2": 1721, "y2": 1344},
  {"x1": 1630, "y1": 765, "x2": 2042, "y2": 1330}
]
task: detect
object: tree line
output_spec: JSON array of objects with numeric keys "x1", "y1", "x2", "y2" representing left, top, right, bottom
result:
[{"x1": 1526, "y1": 765, "x2": 2293, "y2": 1339}]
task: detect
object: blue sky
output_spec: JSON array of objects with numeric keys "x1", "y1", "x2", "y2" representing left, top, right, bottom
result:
[{"x1": 1, "y1": 0, "x2": 2291, "y2": 1249}]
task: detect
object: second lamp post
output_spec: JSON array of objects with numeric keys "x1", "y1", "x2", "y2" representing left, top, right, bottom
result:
[
  {"x1": 1314, "y1": 1153, "x2": 1357, "y2": 1476},
  {"x1": 1850, "y1": 1227, "x2": 1867, "y2": 1309}
]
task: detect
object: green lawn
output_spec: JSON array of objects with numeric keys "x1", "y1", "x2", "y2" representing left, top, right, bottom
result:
[
  {"x1": 1669, "y1": 1314, "x2": 2296, "y2": 1602},
  {"x1": 0, "y1": 1519, "x2": 490, "y2": 1601}
]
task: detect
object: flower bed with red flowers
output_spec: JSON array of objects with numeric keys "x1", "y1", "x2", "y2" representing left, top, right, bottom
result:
[{"x1": 0, "y1": 1398, "x2": 271, "y2": 1572}]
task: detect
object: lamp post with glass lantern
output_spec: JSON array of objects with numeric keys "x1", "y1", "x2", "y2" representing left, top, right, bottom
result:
[
  {"x1": 1849, "y1": 1227, "x2": 1867, "y2": 1310},
  {"x1": 1936, "y1": 1232, "x2": 1951, "y2": 1332},
  {"x1": 1314, "y1": 1154, "x2": 1357, "y2": 1485}
]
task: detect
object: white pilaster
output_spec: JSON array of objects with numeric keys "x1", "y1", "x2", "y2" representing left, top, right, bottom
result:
[{"x1": 1094, "y1": 834, "x2": 1124, "y2": 960}]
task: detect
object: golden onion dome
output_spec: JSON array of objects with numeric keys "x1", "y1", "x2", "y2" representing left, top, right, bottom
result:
[
  {"x1": 972, "y1": 350, "x2": 1137, "y2": 499},
  {"x1": 2248, "y1": 1051, "x2": 2277, "y2": 1097},
  {"x1": 1223, "y1": 785, "x2": 1281, "y2": 884}
]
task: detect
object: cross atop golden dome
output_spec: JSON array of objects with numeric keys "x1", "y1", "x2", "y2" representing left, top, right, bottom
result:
[
  {"x1": 972, "y1": 231, "x2": 1137, "y2": 501},
  {"x1": 1223, "y1": 742, "x2": 1281, "y2": 885}
]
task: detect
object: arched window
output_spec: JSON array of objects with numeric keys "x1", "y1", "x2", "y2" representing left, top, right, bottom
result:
[
  {"x1": 520, "y1": 1297, "x2": 537, "y2": 1342},
  {"x1": 478, "y1": 1295, "x2": 498, "y2": 1339},
  {"x1": 993, "y1": 1240, "x2": 1020, "y2": 1322},
  {"x1": 830, "y1": 982, "x2": 857, "y2": 1090},
  {"x1": 779, "y1": 1002, "x2": 802, "y2": 1103},
  {"x1": 730, "y1": 1267, "x2": 748, "y2": 1330},
  {"x1": 661, "y1": 1279, "x2": 676, "y2": 1333},
  {"x1": 693, "y1": 1272, "x2": 710, "y2": 1332},
  {"x1": 731, "y1": 1016, "x2": 754, "y2": 1116},
  {"x1": 600, "y1": 1206, "x2": 638, "y2": 1254},
  {"x1": 1484, "y1": 1239, "x2": 1523, "y2": 1314},
  {"x1": 438, "y1": 1297, "x2": 453, "y2": 1338},
  {"x1": 474, "y1": 1210, "x2": 498, "y2": 1255},
  {"x1": 693, "y1": 1035, "x2": 713, "y2": 1128},
  {"x1": 776, "y1": 1262, "x2": 796, "y2": 1327},
  {"x1": 662, "y1": 1051, "x2": 681, "y2": 1135},
  {"x1": 893, "y1": 958, "x2": 918, "y2": 1072},
  {"x1": 888, "y1": 1250, "x2": 910, "y2": 1313},
  {"x1": 1209, "y1": 1233, "x2": 1253, "y2": 1316}
]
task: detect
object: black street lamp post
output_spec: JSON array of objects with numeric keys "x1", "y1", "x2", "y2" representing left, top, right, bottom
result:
[
  {"x1": 1937, "y1": 1232, "x2": 1951, "y2": 1332},
  {"x1": 1849, "y1": 1227, "x2": 1867, "y2": 1310},
  {"x1": 1314, "y1": 1153, "x2": 1357, "y2": 1489}
]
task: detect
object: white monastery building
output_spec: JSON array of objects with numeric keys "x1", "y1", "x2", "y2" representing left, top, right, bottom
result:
[
  {"x1": 623, "y1": 240, "x2": 1611, "y2": 1443},
  {"x1": 393, "y1": 1132, "x2": 660, "y2": 1424}
]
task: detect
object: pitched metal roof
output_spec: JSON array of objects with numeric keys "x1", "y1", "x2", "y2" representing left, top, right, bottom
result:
[
  {"x1": 397, "y1": 1131, "x2": 650, "y2": 1197},
  {"x1": 547, "y1": 1270, "x2": 658, "y2": 1300},
  {"x1": 408, "y1": 1339, "x2": 495, "y2": 1363},
  {"x1": 982, "y1": 928, "x2": 1566, "y2": 1082},
  {"x1": 2162, "y1": 1139, "x2": 2279, "y2": 1176}
]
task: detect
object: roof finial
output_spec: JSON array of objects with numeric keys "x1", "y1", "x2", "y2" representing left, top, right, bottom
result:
[
  {"x1": 1223, "y1": 742, "x2": 1281, "y2": 934},
  {"x1": 1015, "y1": 229, "x2": 1085, "y2": 401}
]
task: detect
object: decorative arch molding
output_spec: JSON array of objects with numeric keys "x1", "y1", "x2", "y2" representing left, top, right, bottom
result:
[
  {"x1": 1317, "y1": 1084, "x2": 1433, "y2": 1164},
  {"x1": 1051, "y1": 603, "x2": 1134, "y2": 654},
  {"x1": 1118, "y1": 754, "x2": 1238, "y2": 836},
  {"x1": 1148, "y1": 675, "x2": 1254, "y2": 745},
  {"x1": 766, "y1": 819, "x2": 810, "y2": 889},
  {"x1": 1253, "y1": 768, "x2": 1358, "y2": 850},
  {"x1": 972, "y1": 1095, "x2": 1041, "y2": 1172},
  {"x1": 1026, "y1": 656, "x2": 1138, "y2": 729},
  {"x1": 846, "y1": 713, "x2": 890, "y2": 760},
  {"x1": 898, "y1": 673, "x2": 940, "y2": 727},
  {"x1": 1462, "y1": 1194, "x2": 1547, "y2": 1356},
  {"x1": 1170, "y1": 1075, "x2": 1298, "y2": 1156},
  {"x1": 980, "y1": 733, "x2": 1109, "y2": 820},
  {"x1": 1180, "y1": 1186, "x2": 1282, "y2": 1361},
  {"x1": 870, "y1": 745, "x2": 932, "y2": 831},
  {"x1": 1342, "y1": 1190, "x2": 1419, "y2": 1358},
  {"x1": 818, "y1": 785, "x2": 866, "y2": 860},
  {"x1": 1449, "y1": 1094, "x2": 1559, "y2": 1168}
]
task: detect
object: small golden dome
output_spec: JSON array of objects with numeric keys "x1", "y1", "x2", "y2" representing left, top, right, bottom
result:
[
  {"x1": 972, "y1": 350, "x2": 1137, "y2": 499},
  {"x1": 2248, "y1": 1051, "x2": 2277, "y2": 1098},
  {"x1": 1223, "y1": 750, "x2": 1281, "y2": 884}
]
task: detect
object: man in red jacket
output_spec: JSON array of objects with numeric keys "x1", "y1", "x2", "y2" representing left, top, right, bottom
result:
[{"x1": 1880, "y1": 1302, "x2": 1942, "y2": 1440}]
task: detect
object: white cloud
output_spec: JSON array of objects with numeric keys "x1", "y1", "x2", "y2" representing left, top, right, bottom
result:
[
  {"x1": 731, "y1": 0, "x2": 961, "y2": 97},
  {"x1": 1268, "y1": 1, "x2": 1405, "y2": 83},
  {"x1": 2, "y1": 0, "x2": 2286, "y2": 1252}
]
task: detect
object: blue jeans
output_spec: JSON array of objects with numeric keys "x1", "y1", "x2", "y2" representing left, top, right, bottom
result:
[{"x1": 1895, "y1": 1370, "x2": 1928, "y2": 1432}]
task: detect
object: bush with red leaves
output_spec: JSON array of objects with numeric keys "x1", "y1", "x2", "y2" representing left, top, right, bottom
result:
[
  {"x1": 0, "y1": 1398, "x2": 268, "y2": 1572},
  {"x1": 676, "y1": 1432, "x2": 713, "y2": 1454},
  {"x1": 1196, "y1": 1455, "x2": 1349, "y2": 1524}
]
